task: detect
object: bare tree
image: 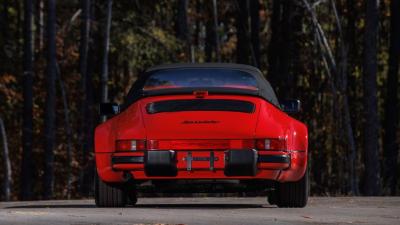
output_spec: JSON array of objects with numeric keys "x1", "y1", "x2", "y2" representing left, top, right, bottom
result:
[
  {"x1": 362, "y1": 0, "x2": 380, "y2": 196},
  {"x1": 0, "y1": 116, "x2": 12, "y2": 201},
  {"x1": 1, "y1": 0, "x2": 9, "y2": 39},
  {"x1": 267, "y1": 0, "x2": 281, "y2": 83},
  {"x1": 205, "y1": 15, "x2": 214, "y2": 62},
  {"x1": 15, "y1": 0, "x2": 22, "y2": 58},
  {"x1": 36, "y1": 0, "x2": 44, "y2": 50},
  {"x1": 176, "y1": 0, "x2": 191, "y2": 61},
  {"x1": 330, "y1": 0, "x2": 358, "y2": 195},
  {"x1": 0, "y1": 0, "x2": 10, "y2": 74},
  {"x1": 302, "y1": 0, "x2": 359, "y2": 195},
  {"x1": 250, "y1": 0, "x2": 260, "y2": 67},
  {"x1": 100, "y1": 0, "x2": 113, "y2": 122},
  {"x1": 176, "y1": 0, "x2": 188, "y2": 40},
  {"x1": 236, "y1": 0, "x2": 250, "y2": 64},
  {"x1": 383, "y1": 0, "x2": 399, "y2": 195},
  {"x1": 20, "y1": 0, "x2": 34, "y2": 200},
  {"x1": 55, "y1": 63, "x2": 73, "y2": 199},
  {"x1": 79, "y1": 0, "x2": 91, "y2": 196},
  {"x1": 43, "y1": 0, "x2": 57, "y2": 199},
  {"x1": 267, "y1": 0, "x2": 302, "y2": 98},
  {"x1": 212, "y1": 0, "x2": 220, "y2": 62}
]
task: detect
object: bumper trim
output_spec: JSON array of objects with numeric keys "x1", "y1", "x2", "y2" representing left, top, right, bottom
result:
[
  {"x1": 258, "y1": 155, "x2": 290, "y2": 164},
  {"x1": 112, "y1": 156, "x2": 144, "y2": 164},
  {"x1": 111, "y1": 154, "x2": 291, "y2": 165}
]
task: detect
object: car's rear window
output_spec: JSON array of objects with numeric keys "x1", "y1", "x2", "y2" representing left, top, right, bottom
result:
[{"x1": 143, "y1": 68, "x2": 259, "y2": 91}]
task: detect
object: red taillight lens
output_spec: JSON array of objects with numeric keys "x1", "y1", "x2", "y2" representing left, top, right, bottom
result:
[
  {"x1": 147, "y1": 140, "x2": 159, "y2": 150},
  {"x1": 116, "y1": 140, "x2": 146, "y2": 151},
  {"x1": 241, "y1": 139, "x2": 256, "y2": 149},
  {"x1": 255, "y1": 138, "x2": 286, "y2": 150}
]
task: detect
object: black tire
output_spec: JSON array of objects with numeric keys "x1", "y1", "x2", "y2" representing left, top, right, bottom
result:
[
  {"x1": 273, "y1": 168, "x2": 309, "y2": 208},
  {"x1": 126, "y1": 189, "x2": 138, "y2": 206},
  {"x1": 95, "y1": 172, "x2": 127, "y2": 207},
  {"x1": 267, "y1": 191, "x2": 276, "y2": 205}
]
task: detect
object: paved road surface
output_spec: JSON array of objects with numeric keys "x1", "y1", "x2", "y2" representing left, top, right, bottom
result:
[{"x1": 0, "y1": 197, "x2": 399, "y2": 225}]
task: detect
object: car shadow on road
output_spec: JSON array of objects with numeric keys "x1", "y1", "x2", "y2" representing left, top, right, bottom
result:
[
  {"x1": 133, "y1": 203, "x2": 272, "y2": 209},
  {"x1": 5, "y1": 203, "x2": 273, "y2": 209},
  {"x1": 5, "y1": 204, "x2": 96, "y2": 209}
]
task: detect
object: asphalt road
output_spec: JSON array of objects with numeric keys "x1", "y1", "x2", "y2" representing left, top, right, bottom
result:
[{"x1": 0, "y1": 197, "x2": 399, "y2": 225}]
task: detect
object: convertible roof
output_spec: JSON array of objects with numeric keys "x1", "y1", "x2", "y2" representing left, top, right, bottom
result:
[
  {"x1": 146, "y1": 63, "x2": 262, "y2": 74},
  {"x1": 123, "y1": 63, "x2": 280, "y2": 109}
]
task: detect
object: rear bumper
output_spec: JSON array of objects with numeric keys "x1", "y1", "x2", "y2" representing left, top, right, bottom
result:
[{"x1": 96, "y1": 150, "x2": 306, "y2": 183}]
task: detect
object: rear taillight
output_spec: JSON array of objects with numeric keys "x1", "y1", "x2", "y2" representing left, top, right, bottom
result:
[
  {"x1": 116, "y1": 139, "x2": 286, "y2": 151},
  {"x1": 255, "y1": 138, "x2": 286, "y2": 150},
  {"x1": 147, "y1": 140, "x2": 159, "y2": 150},
  {"x1": 116, "y1": 140, "x2": 146, "y2": 151}
]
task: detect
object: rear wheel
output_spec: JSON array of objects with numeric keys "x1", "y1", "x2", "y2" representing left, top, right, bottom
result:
[
  {"x1": 270, "y1": 168, "x2": 309, "y2": 208},
  {"x1": 126, "y1": 188, "x2": 138, "y2": 206},
  {"x1": 95, "y1": 172, "x2": 127, "y2": 207}
]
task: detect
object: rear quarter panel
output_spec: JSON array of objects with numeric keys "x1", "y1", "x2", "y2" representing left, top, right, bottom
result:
[
  {"x1": 255, "y1": 101, "x2": 308, "y2": 181},
  {"x1": 95, "y1": 103, "x2": 147, "y2": 182},
  {"x1": 94, "y1": 103, "x2": 147, "y2": 153}
]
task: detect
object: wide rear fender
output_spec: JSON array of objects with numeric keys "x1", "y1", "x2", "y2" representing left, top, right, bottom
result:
[
  {"x1": 255, "y1": 101, "x2": 308, "y2": 182},
  {"x1": 254, "y1": 101, "x2": 288, "y2": 138},
  {"x1": 287, "y1": 119, "x2": 308, "y2": 152},
  {"x1": 280, "y1": 117, "x2": 308, "y2": 182},
  {"x1": 94, "y1": 102, "x2": 146, "y2": 154}
]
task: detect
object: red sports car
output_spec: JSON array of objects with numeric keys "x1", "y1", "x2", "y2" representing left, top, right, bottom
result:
[{"x1": 95, "y1": 63, "x2": 308, "y2": 208}]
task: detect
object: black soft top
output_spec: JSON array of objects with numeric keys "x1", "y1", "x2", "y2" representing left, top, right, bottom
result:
[{"x1": 123, "y1": 63, "x2": 280, "y2": 109}]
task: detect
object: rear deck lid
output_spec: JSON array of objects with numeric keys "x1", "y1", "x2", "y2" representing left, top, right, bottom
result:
[{"x1": 140, "y1": 96, "x2": 261, "y2": 140}]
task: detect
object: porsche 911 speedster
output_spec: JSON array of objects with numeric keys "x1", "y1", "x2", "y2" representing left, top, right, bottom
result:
[{"x1": 95, "y1": 63, "x2": 308, "y2": 208}]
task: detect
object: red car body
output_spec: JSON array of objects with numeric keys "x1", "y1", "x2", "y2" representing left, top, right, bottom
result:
[{"x1": 94, "y1": 63, "x2": 309, "y2": 208}]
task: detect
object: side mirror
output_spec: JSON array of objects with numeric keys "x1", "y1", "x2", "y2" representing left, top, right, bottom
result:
[
  {"x1": 99, "y1": 103, "x2": 120, "y2": 116},
  {"x1": 281, "y1": 99, "x2": 301, "y2": 114}
]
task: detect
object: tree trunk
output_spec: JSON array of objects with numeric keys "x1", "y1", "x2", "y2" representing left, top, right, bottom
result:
[
  {"x1": 36, "y1": 0, "x2": 44, "y2": 51},
  {"x1": 345, "y1": 0, "x2": 359, "y2": 195},
  {"x1": 1, "y1": 0, "x2": 9, "y2": 39},
  {"x1": 236, "y1": 0, "x2": 249, "y2": 64},
  {"x1": 212, "y1": 0, "x2": 220, "y2": 62},
  {"x1": 343, "y1": 95, "x2": 359, "y2": 195},
  {"x1": 383, "y1": 0, "x2": 399, "y2": 196},
  {"x1": 100, "y1": 0, "x2": 113, "y2": 122},
  {"x1": 20, "y1": 0, "x2": 34, "y2": 201},
  {"x1": 176, "y1": 0, "x2": 191, "y2": 60},
  {"x1": 15, "y1": 0, "x2": 22, "y2": 59},
  {"x1": 79, "y1": 0, "x2": 90, "y2": 98},
  {"x1": 362, "y1": 0, "x2": 380, "y2": 196},
  {"x1": 55, "y1": 63, "x2": 73, "y2": 199},
  {"x1": 0, "y1": 116, "x2": 12, "y2": 201},
  {"x1": 82, "y1": 41, "x2": 95, "y2": 196},
  {"x1": 43, "y1": 0, "x2": 57, "y2": 200},
  {"x1": 205, "y1": 17, "x2": 214, "y2": 62},
  {"x1": 1, "y1": 0, "x2": 10, "y2": 72},
  {"x1": 267, "y1": 0, "x2": 281, "y2": 85},
  {"x1": 79, "y1": 0, "x2": 91, "y2": 196},
  {"x1": 176, "y1": 0, "x2": 188, "y2": 41},
  {"x1": 278, "y1": 0, "x2": 296, "y2": 98},
  {"x1": 250, "y1": 0, "x2": 260, "y2": 68},
  {"x1": 268, "y1": 0, "x2": 301, "y2": 98},
  {"x1": 330, "y1": 0, "x2": 359, "y2": 195}
]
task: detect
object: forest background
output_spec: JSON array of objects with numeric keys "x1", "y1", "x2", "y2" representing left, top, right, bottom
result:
[{"x1": 0, "y1": 0, "x2": 399, "y2": 200}]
